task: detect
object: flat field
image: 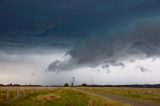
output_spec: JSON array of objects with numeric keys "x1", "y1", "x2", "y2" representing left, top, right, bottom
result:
[
  {"x1": 79, "y1": 87, "x2": 160, "y2": 105},
  {"x1": 0, "y1": 87, "x2": 128, "y2": 106}
]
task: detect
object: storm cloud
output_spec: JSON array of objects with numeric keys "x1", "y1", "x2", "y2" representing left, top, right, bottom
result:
[
  {"x1": 1, "y1": 0, "x2": 160, "y2": 72},
  {"x1": 47, "y1": 18, "x2": 160, "y2": 72},
  {"x1": 1, "y1": 0, "x2": 160, "y2": 53}
]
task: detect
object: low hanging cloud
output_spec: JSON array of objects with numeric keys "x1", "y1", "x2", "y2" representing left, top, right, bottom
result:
[
  {"x1": 47, "y1": 17, "x2": 160, "y2": 72},
  {"x1": 47, "y1": 59, "x2": 78, "y2": 72},
  {"x1": 136, "y1": 66, "x2": 151, "y2": 72}
]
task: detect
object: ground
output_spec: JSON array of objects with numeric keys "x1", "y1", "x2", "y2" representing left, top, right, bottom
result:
[{"x1": 0, "y1": 87, "x2": 159, "y2": 106}]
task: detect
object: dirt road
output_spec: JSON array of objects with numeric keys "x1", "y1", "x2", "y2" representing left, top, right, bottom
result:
[{"x1": 75, "y1": 88, "x2": 160, "y2": 106}]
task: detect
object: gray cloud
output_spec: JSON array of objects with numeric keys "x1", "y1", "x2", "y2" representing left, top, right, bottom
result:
[
  {"x1": 47, "y1": 17, "x2": 160, "y2": 72},
  {"x1": 1, "y1": 0, "x2": 160, "y2": 72},
  {"x1": 1, "y1": 0, "x2": 160, "y2": 54},
  {"x1": 46, "y1": 58, "x2": 79, "y2": 72},
  {"x1": 136, "y1": 66, "x2": 151, "y2": 72}
]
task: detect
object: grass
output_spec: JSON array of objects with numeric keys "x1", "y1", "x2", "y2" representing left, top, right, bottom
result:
[
  {"x1": 0, "y1": 87, "x2": 128, "y2": 106},
  {"x1": 80, "y1": 87, "x2": 160, "y2": 104}
]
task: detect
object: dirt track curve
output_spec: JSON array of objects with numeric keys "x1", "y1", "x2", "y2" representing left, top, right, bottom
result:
[{"x1": 74, "y1": 88, "x2": 160, "y2": 106}]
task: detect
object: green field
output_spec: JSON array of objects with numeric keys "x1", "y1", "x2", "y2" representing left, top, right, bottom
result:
[
  {"x1": 1, "y1": 87, "x2": 160, "y2": 106},
  {"x1": 0, "y1": 87, "x2": 128, "y2": 106},
  {"x1": 80, "y1": 87, "x2": 160, "y2": 104}
]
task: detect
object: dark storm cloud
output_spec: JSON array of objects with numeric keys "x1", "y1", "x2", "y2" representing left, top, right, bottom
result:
[
  {"x1": 47, "y1": 59, "x2": 78, "y2": 72},
  {"x1": 1, "y1": 0, "x2": 160, "y2": 71},
  {"x1": 1, "y1": 0, "x2": 160, "y2": 53},
  {"x1": 47, "y1": 17, "x2": 160, "y2": 72}
]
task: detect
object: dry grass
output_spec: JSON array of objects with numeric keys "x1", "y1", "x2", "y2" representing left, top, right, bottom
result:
[
  {"x1": 0, "y1": 87, "x2": 58, "y2": 104},
  {"x1": 32, "y1": 89, "x2": 62, "y2": 103},
  {"x1": 33, "y1": 94, "x2": 61, "y2": 103},
  {"x1": 88, "y1": 96, "x2": 129, "y2": 106},
  {"x1": 73, "y1": 88, "x2": 129, "y2": 106},
  {"x1": 81, "y1": 87, "x2": 160, "y2": 104},
  {"x1": 0, "y1": 87, "x2": 129, "y2": 106}
]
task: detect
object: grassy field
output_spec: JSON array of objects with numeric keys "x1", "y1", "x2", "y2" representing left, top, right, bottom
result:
[
  {"x1": 80, "y1": 87, "x2": 160, "y2": 104},
  {"x1": 0, "y1": 87, "x2": 129, "y2": 106}
]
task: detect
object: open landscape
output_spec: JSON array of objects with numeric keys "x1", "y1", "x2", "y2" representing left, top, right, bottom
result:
[
  {"x1": 0, "y1": 86, "x2": 160, "y2": 106},
  {"x1": 1, "y1": 0, "x2": 160, "y2": 106},
  {"x1": 78, "y1": 87, "x2": 160, "y2": 106},
  {"x1": 0, "y1": 87, "x2": 129, "y2": 106}
]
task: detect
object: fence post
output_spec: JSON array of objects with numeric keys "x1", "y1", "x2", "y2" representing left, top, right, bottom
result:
[
  {"x1": 23, "y1": 90, "x2": 26, "y2": 97},
  {"x1": 6, "y1": 90, "x2": 9, "y2": 99},
  {"x1": 16, "y1": 90, "x2": 19, "y2": 98}
]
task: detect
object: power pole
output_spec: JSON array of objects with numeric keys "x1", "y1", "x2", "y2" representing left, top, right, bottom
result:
[{"x1": 71, "y1": 77, "x2": 75, "y2": 87}]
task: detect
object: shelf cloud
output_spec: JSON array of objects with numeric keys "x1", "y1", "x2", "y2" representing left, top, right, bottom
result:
[{"x1": 47, "y1": 18, "x2": 160, "y2": 72}]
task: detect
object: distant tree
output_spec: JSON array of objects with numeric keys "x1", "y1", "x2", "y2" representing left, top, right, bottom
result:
[
  {"x1": 13, "y1": 84, "x2": 20, "y2": 86},
  {"x1": 81, "y1": 83, "x2": 88, "y2": 87},
  {"x1": 7, "y1": 83, "x2": 13, "y2": 86},
  {"x1": 64, "y1": 83, "x2": 69, "y2": 87}
]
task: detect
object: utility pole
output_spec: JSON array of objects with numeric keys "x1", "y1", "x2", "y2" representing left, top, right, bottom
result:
[
  {"x1": 71, "y1": 77, "x2": 75, "y2": 87},
  {"x1": 90, "y1": 76, "x2": 93, "y2": 85}
]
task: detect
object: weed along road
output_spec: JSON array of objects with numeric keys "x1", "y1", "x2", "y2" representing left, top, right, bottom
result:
[
  {"x1": 0, "y1": 87, "x2": 129, "y2": 106},
  {"x1": 75, "y1": 88, "x2": 160, "y2": 106}
]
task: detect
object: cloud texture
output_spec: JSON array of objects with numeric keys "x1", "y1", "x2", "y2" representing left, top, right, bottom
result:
[
  {"x1": 47, "y1": 18, "x2": 160, "y2": 71},
  {"x1": 1, "y1": 0, "x2": 160, "y2": 72}
]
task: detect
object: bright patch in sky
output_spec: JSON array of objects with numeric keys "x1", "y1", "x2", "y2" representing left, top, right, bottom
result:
[{"x1": 0, "y1": 53, "x2": 160, "y2": 85}]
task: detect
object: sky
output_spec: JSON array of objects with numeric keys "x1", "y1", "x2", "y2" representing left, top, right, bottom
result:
[{"x1": 0, "y1": 0, "x2": 160, "y2": 85}]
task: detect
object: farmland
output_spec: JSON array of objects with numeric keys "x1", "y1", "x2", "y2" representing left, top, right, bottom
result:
[
  {"x1": 79, "y1": 87, "x2": 160, "y2": 105},
  {"x1": 0, "y1": 87, "x2": 129, "y2": 106},
  {"x1": 1, "y1": 87, "x2": 160, "y2": 106}
]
